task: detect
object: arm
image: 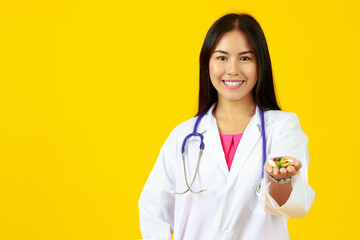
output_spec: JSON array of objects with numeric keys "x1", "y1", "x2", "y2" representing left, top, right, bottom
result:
[
  {"x1": 259, "y1": 113, "x2": 315, "y2": 218},
  {"x1": 265, "y1": 156, "x2": 302, "y2": 206},
  {"x1": 138, "y1": 127, "x2": 178, "y2": 240}
]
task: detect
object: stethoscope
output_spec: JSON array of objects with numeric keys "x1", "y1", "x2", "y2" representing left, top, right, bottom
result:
[{"x1": 170, "y1": 107, "x2": 266, "y2": 195}]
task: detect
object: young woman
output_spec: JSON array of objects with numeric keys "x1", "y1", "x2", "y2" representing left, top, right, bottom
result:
[{"x1": 139, "y1": 13, "x2": 315, "y2": 240}]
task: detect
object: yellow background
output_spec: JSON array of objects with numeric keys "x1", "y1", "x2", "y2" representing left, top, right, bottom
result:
[{"x1": 0, "y1": 0, "x2": 359, "y2": 239}]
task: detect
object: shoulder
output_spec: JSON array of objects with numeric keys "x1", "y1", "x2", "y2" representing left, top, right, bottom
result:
[
  {"x1": 177, "y1": 116, "x2": 199, "y2": 129},
  {"x1": 159, "y1": 116, "x2": 199, "y2": 156},
  {"x1": 265, "y1": 109, "x2": 305, "y2": 137},
  {"x1": 266, "y1": 109, "x2": 300, "y2": 126}
]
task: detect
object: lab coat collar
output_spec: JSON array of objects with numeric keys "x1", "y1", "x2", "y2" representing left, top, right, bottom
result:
[{"x1": 202, "y1": 102, "x2": 274, "y2": 183}]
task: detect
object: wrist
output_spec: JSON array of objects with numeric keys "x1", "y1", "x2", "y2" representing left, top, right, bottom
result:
[{"x1": 266, "y1": 171, "x2": 292, "y2": 184}]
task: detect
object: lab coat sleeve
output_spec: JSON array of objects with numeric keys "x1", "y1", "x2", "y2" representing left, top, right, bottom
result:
[
  {"x1": 138, "y1": 126, "x2": 179, "y2": 240},
  {"x1": 259, "y1": 113, "x2": 315, "y2": 218}
]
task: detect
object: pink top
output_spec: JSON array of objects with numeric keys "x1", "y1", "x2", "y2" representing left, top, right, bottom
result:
[{"x1": 219, "y1": 133, "x2": 243, "y2": 171}]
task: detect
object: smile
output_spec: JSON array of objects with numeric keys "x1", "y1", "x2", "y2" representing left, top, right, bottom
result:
[{"x1": 222, "y1": 80, "x2": 245, "y2": 89}]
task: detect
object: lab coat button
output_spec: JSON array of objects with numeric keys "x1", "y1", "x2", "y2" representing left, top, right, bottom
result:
[{"x1": 220, "y1": 231, "x2": 230, "y2": 239}]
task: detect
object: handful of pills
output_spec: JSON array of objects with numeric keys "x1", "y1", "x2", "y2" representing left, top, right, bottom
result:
[{"x1": 268, "y1": 157, "x2": 294, "y2": 169}]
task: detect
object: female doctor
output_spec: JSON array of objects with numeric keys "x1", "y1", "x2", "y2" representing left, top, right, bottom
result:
[{"x1": 139, "y1": 13, "x2": 315, "y2": 240}]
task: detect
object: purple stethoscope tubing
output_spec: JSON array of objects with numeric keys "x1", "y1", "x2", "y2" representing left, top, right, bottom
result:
[
  {"x1": 259, "y1": 106, "x2": 266, "y2": 178},
  {"x1": 182, "y1": 108, "x2": 266, "y2": 166},
  {"x1": 181, "y1": 111, "x2": 206, "y2": 155},
  {"x1": 176, "y1": 107, "x2": 266, "y2": 195}
]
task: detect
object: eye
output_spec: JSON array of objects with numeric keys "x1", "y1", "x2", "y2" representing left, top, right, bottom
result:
[
  {"x1": 240, "y1": 56, "x2": 250, "y2": 61},
  {"x1": 216, "y1": 56, "x2": 227, "y2": 61}
]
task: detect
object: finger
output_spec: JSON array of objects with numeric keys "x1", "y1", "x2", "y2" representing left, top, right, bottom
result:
[
  {"x1": 287, "y1": 166, "x2": 298, "y2": 177},
  {"x1": 264, "y1": 161, "x2": 272, "y2": 174},
  {"x1": 273, "y1": 167, "x2": 281, "y2": 179},
  {"x1": 277, "y1": 168, "x2": 287, "y2": 179},
  {"x1": 287, "y1": 165, "x2": 296, "y2": 174},
  {"x1": 264, "y1": 161, "x2": 270, "y2": 169},
  {"x1": 281, "y1": 168, "x2": 289, "y2": 178},
  {"x1": 279, "y1": 167, "x2": 287, "y2": 174},
  {"x1": 293, "y1": 160, "x2": 302, "y2": 171}
]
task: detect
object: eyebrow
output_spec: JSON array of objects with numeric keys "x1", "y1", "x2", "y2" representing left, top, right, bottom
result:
[{"x1": 213, "y1": 50, "x2": 255, "y2": 55}]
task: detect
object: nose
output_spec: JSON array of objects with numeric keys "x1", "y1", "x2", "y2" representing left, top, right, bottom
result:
[{"x1": 226, "y1": 58, "x2": 240, "y2": 75}]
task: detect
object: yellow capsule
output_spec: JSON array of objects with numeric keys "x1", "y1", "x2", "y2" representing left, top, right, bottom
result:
[{"x1": 282, "y1": 162, "x2": 291, "y2": 168}]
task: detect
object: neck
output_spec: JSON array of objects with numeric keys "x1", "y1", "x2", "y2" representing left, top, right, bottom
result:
[{"x1": 213, "y1": 96, "x2": 256, "y2": 120}]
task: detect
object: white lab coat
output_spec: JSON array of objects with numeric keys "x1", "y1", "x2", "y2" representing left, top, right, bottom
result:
[{"x1": 139, "y1": 103, "x2": 315, "y2": 240}]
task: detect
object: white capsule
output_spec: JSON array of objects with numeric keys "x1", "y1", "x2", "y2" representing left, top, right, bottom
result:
[{"x1": 268, "y1": 159, "x2": 277, "y2": 167}]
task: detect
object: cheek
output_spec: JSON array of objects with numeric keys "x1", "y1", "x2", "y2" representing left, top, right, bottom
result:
[
  {"x1": 243, "y1": 63, "x2": 258, "y2": 80},
  {"x1": 209, "y1": 62, "x2": 223, "y2": 77}
]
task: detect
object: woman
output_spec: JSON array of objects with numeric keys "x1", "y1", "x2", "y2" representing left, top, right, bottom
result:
[{"x1": 139, "y1": 13, "x2": 315, "y2": 240}]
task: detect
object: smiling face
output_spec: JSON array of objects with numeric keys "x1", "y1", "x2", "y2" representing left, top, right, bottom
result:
[{"x1": 209, "y1": 29, "x2": 258, "y2": 104}]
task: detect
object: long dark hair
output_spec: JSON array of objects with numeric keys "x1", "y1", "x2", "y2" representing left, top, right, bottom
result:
[{"x1": 196, "y1": 13, "x2": 280, "y2": 116}]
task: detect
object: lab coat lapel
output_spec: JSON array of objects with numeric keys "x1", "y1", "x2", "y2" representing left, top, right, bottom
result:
[
  {"x1": 201, "y1": 104, "x2": 272, "y2": 183},
  {"x1": 204, "y1": 104, "x2": 230, "y2": 177},
  {"x1": 227, "y1": 106, "x2": 262, "y2": 187}
]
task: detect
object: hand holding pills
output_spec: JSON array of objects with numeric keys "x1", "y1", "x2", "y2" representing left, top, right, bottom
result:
[{"x1": 264, "y1": 156, "x2": 302, "y2": 181}]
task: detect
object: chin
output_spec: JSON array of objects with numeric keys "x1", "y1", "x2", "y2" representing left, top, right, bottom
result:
[{"x1": 220, "y1": 93, "x2": 252, "y2": 103}]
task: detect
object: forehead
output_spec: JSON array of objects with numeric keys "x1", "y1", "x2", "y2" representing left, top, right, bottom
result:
[{"x1": 213, "y1": 30, "x2": 253, "y2": 53}]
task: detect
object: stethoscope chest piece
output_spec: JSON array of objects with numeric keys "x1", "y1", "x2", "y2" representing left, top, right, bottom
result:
[{"x1": 256, "y1": 182, "x2": 261, "y2": 194}]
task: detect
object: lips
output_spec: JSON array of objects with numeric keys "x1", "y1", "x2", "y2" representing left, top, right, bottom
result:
[{"x1": 222, "y1": 80, "x2": 245, "y2": 89}]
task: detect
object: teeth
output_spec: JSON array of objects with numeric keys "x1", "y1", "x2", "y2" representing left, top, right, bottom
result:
[{"x1": 224, "y1": 80, "x2": 244, "y2": 86}]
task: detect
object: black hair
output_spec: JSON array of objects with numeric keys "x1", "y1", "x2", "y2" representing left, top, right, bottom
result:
[{"x1": 196, "y1": 13, "x2": 280, "y2": 116}]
